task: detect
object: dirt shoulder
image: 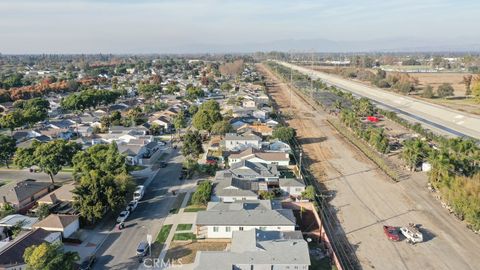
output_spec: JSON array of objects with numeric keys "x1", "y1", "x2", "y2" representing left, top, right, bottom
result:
[{"x1": 257, "y1": 63, "x2": 480, "y2": 270}]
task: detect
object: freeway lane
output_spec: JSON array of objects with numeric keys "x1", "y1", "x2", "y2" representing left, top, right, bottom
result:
[
  {"x1": 93, "y1": 148, "x2": 184, "y2": 270},
  {"x1": 278, "y1": 61, "x2": 480, "y2": 140}
]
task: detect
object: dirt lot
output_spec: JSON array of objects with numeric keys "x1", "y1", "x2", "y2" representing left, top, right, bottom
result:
[
  {"x1": 409, "y1": 72, "x2": 471, "y2": 96},
  {"x1": 311, "y1": 65, "x2": 480, "y2": 115},
  {"x1": 164, "y1": 241, "x2": 228, "y2": 264},
  {"x1": 257, "y1": 63, "x2": 480, "y2": 270}
]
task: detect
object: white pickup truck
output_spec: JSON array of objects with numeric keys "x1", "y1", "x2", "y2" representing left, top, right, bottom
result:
[{"x1": 133, "y1": 185, "x2": 145, "y2": 201}]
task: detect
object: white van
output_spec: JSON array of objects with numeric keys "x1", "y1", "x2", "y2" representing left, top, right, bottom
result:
[{"x1": 133, "y1": 185, "x2": 145, "y2": 201}]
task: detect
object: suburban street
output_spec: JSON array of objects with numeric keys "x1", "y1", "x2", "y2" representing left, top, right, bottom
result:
[
  {"x1": 278, "y1": 61, "x2": 480, "y2": 140},
  {"x1": 93, "y1": 148, "x2": 185, "y2": 270}
]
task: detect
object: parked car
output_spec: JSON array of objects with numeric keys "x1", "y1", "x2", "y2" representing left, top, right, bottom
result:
[
  {"x1": 159, "y1": 161, "x2": 167, "y2": 168},
  {"x1": 383, "y1": 225, "x2": 400, "y2": 241},
  {"x1": 79, "y1": 255, "x2": 96, "y2": 270},
  {"x1": 133, "y1": 185, "x2": 145, "y2": 201},
  {"x1": 136, "y1": 241, "x2": 150, "y2": 257},
  {"x1": 116, "y1": 210, "x2": 130, "y2": 223},
  {"x1": 126, "y1": 200, "x2": 138, "y2": 212},
  {"x1": 400, "y1": 223, "x2": 423, "y2": 244}
]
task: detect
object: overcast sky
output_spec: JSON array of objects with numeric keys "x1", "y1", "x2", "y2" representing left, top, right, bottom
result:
[{"x1": 1, "y1": 0, "x2": 479, "y2": 53}]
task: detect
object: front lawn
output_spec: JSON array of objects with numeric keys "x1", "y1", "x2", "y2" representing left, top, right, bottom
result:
[
  {"x1": 173, "y1": 232, "x2": 196, "y2": 241},
  {"x1": 156, "y1": 224, "x2": 173, "y2": 244},
  {"x1": 176, "y1": 224, "x2": 193, "y2": 231}
]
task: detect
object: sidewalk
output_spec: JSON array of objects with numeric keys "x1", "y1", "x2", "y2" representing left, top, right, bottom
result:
[{"x1": 158, "y1": 190, "x2": 194, "y2": 263}]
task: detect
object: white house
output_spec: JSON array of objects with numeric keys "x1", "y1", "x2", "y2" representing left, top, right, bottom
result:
[
  {"x1": 279, "y1": 178, "x2": 306, "y2": 197},
  {"x1": 224, "y1": 133, "x2": 262, "y2": 151},
  {"x1": 195, "y1": 200, "x2": 296, "y2": 239}
]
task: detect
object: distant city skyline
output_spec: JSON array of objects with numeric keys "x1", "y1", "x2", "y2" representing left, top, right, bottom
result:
[{"x1": 1, "y1": 0, "x2": 480, "y2": 53}]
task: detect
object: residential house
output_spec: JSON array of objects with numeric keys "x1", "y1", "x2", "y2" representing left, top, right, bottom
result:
[
  {"x1": 195, "y1": 200, "x2": 296, "y2": 239},
  {"x1": 252, "y1": 109, "x2": 268, "y2": 120},
  {"x1": 228, "y1": 160, "x2": 280, "y2": 181},
  {"x1": 228, "y1": 147, "x2": 289, "y2": 166},
  {"x1": 211, "y1": 174, "x2": 259, "y2": 202},
  {"x1": 117, "y1": 144, "x2": 146, "y2": 165},
  {"x1": 0, "y1": 214, "x2": 39, "y2": 230},
  {"x1": 279, "y1": 178, "x2": 306, "y2": 197},
  {"x1": 242, "y1": 98, "x2": 256, "y2": 108},
  {"x1": 266, "y1": 140, "x2": 292, "y2": 153},
  {"x1": 224, "y1": 133, "x2": 261, "y2": 151},
  {"x1": 32, "y1": 214, "x2": 80, "y2": 238},
  {"x1": 12, "y1": 130, "x2": 42, "y2": 143},
  {"x1": 193, "y1": 229, "x2": 310, "y2": 270},
  {"x1": 149, "y1": 115, "x2": 173, "y2": 133},
  {"x1": 0, "y1": 180, "x2": 54, "y2": 211},
  {"x1": 36, "y1": 183, "x2": 76, "y2": 215},
  {"x1": 0, "y1": 229, "x2": 61, "y2": 270}
]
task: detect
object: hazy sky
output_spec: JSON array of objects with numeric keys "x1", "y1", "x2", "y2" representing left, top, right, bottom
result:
[{"x1": 1, "y1": 0, "x2": 479, "y2": 53}]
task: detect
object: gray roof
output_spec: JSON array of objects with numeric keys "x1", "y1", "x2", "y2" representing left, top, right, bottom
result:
[
  {"x1": 279, "y1": 178, "x2": 306, "y2": 187},
  {"x1": 213, "y1": 177, "x2": 258, "y2": 199},
  {"x1": 229, "y1": 160, "x2": 279, "y2": 179},
  {"x1": 0, "y1": 180, "x2": 52, "y2": 205},
  {"x1": 225, "y1": 133, "x2": 261, "y2": 141},
  {"x1": 196, "y1": 203, "x2": 295, "y2": 226},
  {"x1": 206, "y1": 200, "x2": 273, "y2": 211},
  {"x1": 193, "y1": 229, "x2": 310, "y2": 270}
]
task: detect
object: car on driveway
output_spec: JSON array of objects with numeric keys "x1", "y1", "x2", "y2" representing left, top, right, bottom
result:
[
  {"x1": 136, "y1": 241, "x2": 150, "y2": 257},
  {"x1": 116, "y1": 210, "x2": 130, "y2": 223},
  {"x1": 383, "y1": 225, "x2": 400, "y2": 241},
  {"x1": 126, "y1": 200, "x2": 138, "y2": 212},
  {"x1": 206, "y1": 156, "x2": 218, "y2": 165}
]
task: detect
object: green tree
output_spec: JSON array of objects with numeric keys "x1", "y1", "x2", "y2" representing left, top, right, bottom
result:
[
  {"x1": 24, "y1": 242, "x2": 79, "y2": 270},
  {"x1": 210, "y1": 120, "x2": 233, "y2": 135},
  {"x1": 472, "y1": 78, "x2": 480, "y2": 103},
  {"x1": 72, "y1": 143, "x2": 133, "y2": 223},
  {"x1": 0, "y1": 135, "x2": 16, "y2": 168},
  {"x1": 173, "y1": 110, "x2": 187, "y2": 130},
  {"x1": 0, "y1": 110, "x2": 25, "y2": 133},
  {"x1": 191, "y1": 181, "x2": 212, "y2": 205},
  {"x1": 14, "y1": 98, "x2": 50, "y2": 126},
  {"x1": 422, "y1": 85, "x2": 434, "y2": 98},
  {"x1": 192, "y1": 100, "x2": 222, "y2": 132},
  {"x1": 353, "y1": 97, "x2": 375, "y2": 117},
  {"x1": 137, "y1": 83, "x2": 162, "y2": 101},
  {"x1": 259, "y1": 190, "x2": 275, "y2": 200},
  {"x1": 401, "y1": 138, "x2": 430, "y2": 171},
  {"x1": 14, "y1": 140, "x2": 81, "y2": 183},
  {"x1": 272, "y1": 126, "x2": 296, "y2": 143},
  {"x1": 220, "y1": 82, "x2": 233, "y2": 91},
  {"x1": 301, "y1": 185, "x2": 316, "y2": 200},
  {"x1": 188, "y1": 104, "x2": 199, "y2": 116},
  {"x1": 185, "y1": 86, "x2": 204, "y2": 101},
  {"x1": 181, "y1": 130, "x2": 204, "y2": 158},
  {"x1": 36, "y1": 204, "x2": 50, "y2": 220},
  {"x1": 437, "y1": 83, "x2": 454, "y2": 98}
]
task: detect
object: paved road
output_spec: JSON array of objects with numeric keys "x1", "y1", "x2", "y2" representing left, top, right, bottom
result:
[
  {"x1": 278, "y1": 61, "x2": 480, "y2": 140},
  {"x1": 0, "y1": 169, "x2": 72, "y2": 184},
  {"x1": 93, "y1": 149, "x2": 184, "y2": 270}
]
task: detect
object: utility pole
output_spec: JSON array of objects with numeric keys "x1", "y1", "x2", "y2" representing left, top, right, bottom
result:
[
  {"x1": 299, "y1": 151, "x2": 303, "y2": 180},
  {"x1": 290, "y1": 50, "x2": 293, "y2": 110}
]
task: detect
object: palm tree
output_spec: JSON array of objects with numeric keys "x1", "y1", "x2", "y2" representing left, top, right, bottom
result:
[
  {"x1": 428, "y1": 150, "x2": 454, "y2": 187},
  {"x1": 402, "y1": 138, "x2": 429, "y2": 171}
]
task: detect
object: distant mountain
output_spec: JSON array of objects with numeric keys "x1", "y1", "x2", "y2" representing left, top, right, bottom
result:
[{"x1": 162, "y1": 37, "x2": 480, "y2": 53}]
